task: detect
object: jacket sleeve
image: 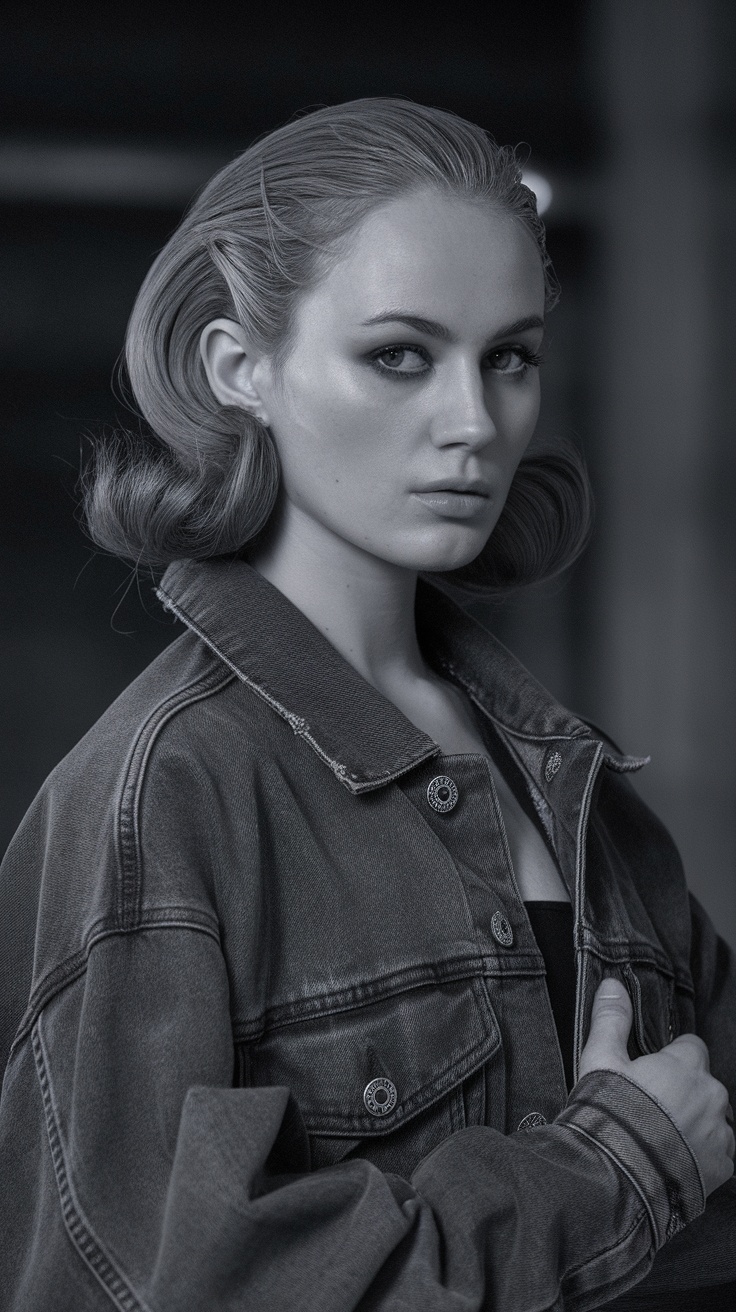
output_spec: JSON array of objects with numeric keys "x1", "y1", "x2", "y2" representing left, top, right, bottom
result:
[
  {"x1": 689, "y1": 890, "x2": 736, "y2": 1100},
  {"x1": 0, "y1": 914, "x2": 705, "y2": 1312}
]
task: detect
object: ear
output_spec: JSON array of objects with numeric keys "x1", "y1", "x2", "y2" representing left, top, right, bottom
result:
[{"x1": 199, "y1": 318, "x2": 271, "y2": 425}]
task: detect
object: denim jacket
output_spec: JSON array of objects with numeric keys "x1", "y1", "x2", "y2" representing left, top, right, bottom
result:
[{"x1": 1, "y1": 558, "x2": 733, "y2": 1311}]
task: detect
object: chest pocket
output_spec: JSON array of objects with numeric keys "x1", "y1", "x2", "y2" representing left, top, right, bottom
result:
[
  {"x1": 623, "y1": 960, "x2": 678, "y2": 1056},
  {"x1": 241, "y1": 974, "x2": 501, "y2": 1175}
]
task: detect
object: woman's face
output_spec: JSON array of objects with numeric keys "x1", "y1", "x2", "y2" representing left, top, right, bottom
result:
[{"x1": 253, "y1": 187, "x2": 546, "y2": 575}]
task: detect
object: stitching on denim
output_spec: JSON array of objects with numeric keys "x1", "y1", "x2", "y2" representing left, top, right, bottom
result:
[
  {"x1": 583, "y1": 939, "x2": 676, "y2": 968},
  {"x1": 301, "y1": 1021, "x2": 499, "y2": 1135},
  {"x1": 117, "y1": 665, "x2": 236, "y2": 929},
  {"x1": 481, "y1": 755, "x2": 525, "y2": 902},
  {"x1": 622, "y1": 963, "x2": 655, "y2": 1055},
  {"x1": 602, "y1": 753, "x2": 651, "y2": 773},
  {"x1": 87, "y1": 907, "x2": 221, "y2": 943},
  {"x1": 392, "y1": 775, "x2": 489, "y2": 952},
  {"x1": 233, "y1": 956, "x2": 497, "y2": 1037},
  {"x1": 156, "y1": 588, "x2": 440, "y2": 792},
  {"x1": 32, "y1": 1016, "x2": 151, "y2": 1312},
  {"x1": 467, "y1": 690, "x2": 562, "y2": 856},
  {"x1": 582, "y1": 940, "x2": 680, "y2": 981},
  {"x1": 575, "y1": 1069, "x2": 706, "y2": 1207},
  {"x1": 434, "y1": 656, "x2": 591, "y2": 742},
  {"x1": 572, "y1": 743, "x2": 605, "y2": 1084},
  {"x1": 156, "y1": 590, "x2": 360, "y2": 782},
  {"x1": 439, "y1": 658, "x2": 651, "y2": 781},
  {"x1": 11, "y1": 918, "x2": 221, "y2": 1060}
]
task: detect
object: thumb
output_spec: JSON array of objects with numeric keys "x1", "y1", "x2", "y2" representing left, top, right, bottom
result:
[{"x1": 579, "y1": 977, "x2": 633, "y2": 1078}]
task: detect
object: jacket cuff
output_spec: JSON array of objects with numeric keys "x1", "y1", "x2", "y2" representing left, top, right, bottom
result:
[{"x1": 557, "y1": 1069, "x2": 706, "y2": 1248}]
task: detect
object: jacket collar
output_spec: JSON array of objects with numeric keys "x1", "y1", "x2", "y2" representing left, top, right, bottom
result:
[{"x1": 157, "y1": 559, "x2": 646, "y2": 795}]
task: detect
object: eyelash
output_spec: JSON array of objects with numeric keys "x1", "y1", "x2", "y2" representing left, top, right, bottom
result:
[{"x1": 368, "y1": 343, "x2": 544, "y2": 382}]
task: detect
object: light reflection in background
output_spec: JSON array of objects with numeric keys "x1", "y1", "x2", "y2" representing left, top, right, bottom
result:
[{"x1": 521, "y1": 170, "x2": 552, "y2": 216}]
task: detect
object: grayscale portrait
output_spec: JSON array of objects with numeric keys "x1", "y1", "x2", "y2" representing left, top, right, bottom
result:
[{"x1": 1, "y1": 3, "x2": 734, "y2": 1308}]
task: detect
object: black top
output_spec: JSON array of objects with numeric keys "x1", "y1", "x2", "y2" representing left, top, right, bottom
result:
[{"x1": 524, "y1": 900, "x2": 576, "y2": 1092}]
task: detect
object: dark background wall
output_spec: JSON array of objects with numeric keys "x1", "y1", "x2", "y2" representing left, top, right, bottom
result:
[{"x1": 2, "y1": 0, "x2": 734, "y2": 946}]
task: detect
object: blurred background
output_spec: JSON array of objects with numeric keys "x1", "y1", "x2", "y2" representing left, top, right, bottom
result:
[{"x1": 1, "y1": 0, "x2": 734, "y2": 946}]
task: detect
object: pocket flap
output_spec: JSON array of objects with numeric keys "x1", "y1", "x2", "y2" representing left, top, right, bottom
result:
[{"x1": 247, "y1": 974, "x2": 499, "y2": 1136}]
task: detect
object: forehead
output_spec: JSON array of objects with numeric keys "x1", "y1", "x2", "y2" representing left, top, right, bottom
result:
[{"x1": 302, "y1": 189, "x2": 545, "y2": 335}]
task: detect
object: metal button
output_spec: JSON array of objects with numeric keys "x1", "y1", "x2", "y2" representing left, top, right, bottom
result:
[
  {"x1": 491, "y1": 910, "x2": 514, "y2": 947},
  {"x1": 517, "y1": 1111, "x2": 547, "y2": 1130},
  {"x1": 544, "y1": 750, "x2": 562, "y2": 783},
  {"x1": 426, "y1": 775, "x2": 459, "y2": 813},
  {"x1": 363, "y1": 1077, "x2": 397, "y2": 1117}
]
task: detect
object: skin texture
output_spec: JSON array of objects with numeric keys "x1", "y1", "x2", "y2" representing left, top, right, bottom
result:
[
  {"x1": 200, "y1": 186, "x2": 734, "y2": 1193},
  {"x1": 199, "y1": 187, "x2": 545, "y2": 688},
  {"x1": 200, "y1": 189, "x2": 568, "y2": 900}
]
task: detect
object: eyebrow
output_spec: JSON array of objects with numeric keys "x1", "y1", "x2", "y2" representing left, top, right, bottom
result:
[{"x1": 359, "y1": 311, "x2": 545, "y2": 341}]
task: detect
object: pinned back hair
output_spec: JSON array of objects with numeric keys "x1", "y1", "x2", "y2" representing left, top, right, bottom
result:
[{"x1": 83, "y1": 97, "x2": 591, "y2": 589}]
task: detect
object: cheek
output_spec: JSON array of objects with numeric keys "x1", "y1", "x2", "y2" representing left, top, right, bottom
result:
[
  {"x1": 280, "y1": 360, "x2": 377, "y2": 456},
  {"x1": 272, "y1": 394, "x2": 399, "y2": 521},
  {"x1": 497, "y1": 380, "x2": 541, "y2": 454}
]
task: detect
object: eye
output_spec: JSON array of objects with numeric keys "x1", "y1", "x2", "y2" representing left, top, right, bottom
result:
[
  {"x1": 370, "y1": 345, "x2": 430, "y2": 378},
  {"x1": 487, "y1": 346, "x2": 543, "y2": 375}
]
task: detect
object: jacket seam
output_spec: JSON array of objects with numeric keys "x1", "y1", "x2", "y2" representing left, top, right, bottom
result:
[
  {"x1": 117, "y1": 665, "x2": 236, "y2": 929},
  {"x1": 572, "y1": 743, "x2": 605, "y2": 1084},
  {"x1": 156, "y1": 587, "x2": 440, "y2": 793},
  {"x1": 560, "y1": 1121, "x2": 658, "y2": 1245},
  {"x1": 11, "y1": 917, "x2": 221, "y2": 1059},
  {"x1": 32, "y1": 1015, "x2": 151, "y2": 1312},
  {"x1": 299, "y1": 1023, "x2": 500, "y2": 1135},
  {"x1": 443, "y1": 662, "x2": 649, "y2": 777},
  {"x1": 580, "y1": 939, "x2": 683, "y2": 980},
  {"x1": 433, "y1": 658, "x2": 592, "y2": 745},
  {"x1": 233, "y1": 957, "x2": 499, "y2": 1037},
  {"x1": 560, "y1": 1207, "x2": 650, "y2": 1304},
  {"x1": 579, "y1": 1069, "x2": 706, "y2": 1204}
]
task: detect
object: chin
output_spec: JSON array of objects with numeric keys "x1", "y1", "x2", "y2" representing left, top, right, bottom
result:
[
  {"x1": 392, "y1": 539, "x2": 491, "y2": 575},
  {"x1": 411, "y1": 527, "x2": 494, "y2": 574}
]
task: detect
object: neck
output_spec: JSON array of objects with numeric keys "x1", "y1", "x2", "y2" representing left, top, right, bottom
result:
[{"x1": 248, "y1": 501, "x2": 427, "y2": 692}]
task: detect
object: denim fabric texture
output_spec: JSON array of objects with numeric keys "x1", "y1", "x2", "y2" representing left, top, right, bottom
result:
[{"x1": 0, "y1": 558, "x2": 734, "y2": 1311}]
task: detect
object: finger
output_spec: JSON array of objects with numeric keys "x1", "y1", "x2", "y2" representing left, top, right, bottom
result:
[
  {"x1": 667, "y1": 1033, "x2": 710, "y2": 1071},
  {"x1": 580, "y1": 977, "x2": 633, "y2": 1072},
  {"x1": 726, "y1": 1103, "x2": 734, "y2": 1128}
]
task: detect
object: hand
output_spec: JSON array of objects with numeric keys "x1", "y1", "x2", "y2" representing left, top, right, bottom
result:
[{"x1": 578, "y1": 977, "x2": 735, "y2": 1196}]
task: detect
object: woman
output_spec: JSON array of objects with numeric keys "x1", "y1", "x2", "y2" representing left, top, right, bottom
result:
[{"x1": 0, "y1": 98, "x2": 733, "y2": 1311}]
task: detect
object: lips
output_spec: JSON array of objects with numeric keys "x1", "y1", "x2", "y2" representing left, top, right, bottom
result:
[
  {"x1": 411, "y1": 487, "x2": 492, "y2": 520},
  {"x1": 414, "y1": 479, "x2": 491, "y2": 496}
]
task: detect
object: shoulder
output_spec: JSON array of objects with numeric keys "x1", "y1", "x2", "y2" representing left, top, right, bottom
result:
[{"x1": 0, "y1": 628, "x2": 284, "y2": 1030}]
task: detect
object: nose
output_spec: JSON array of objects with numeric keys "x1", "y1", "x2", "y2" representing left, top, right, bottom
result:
[{"x1": 429, "y1": 360, "x2": 497, "y2": 450}]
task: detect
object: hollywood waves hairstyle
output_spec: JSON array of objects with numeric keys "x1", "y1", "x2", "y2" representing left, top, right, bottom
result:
[{"x1": 82, "y1": 97, "x2": 592, "y2": 594}]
